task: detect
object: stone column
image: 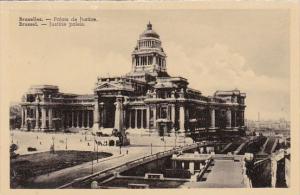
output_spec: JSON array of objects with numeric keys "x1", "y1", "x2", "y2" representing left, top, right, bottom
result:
[
  {"x1": 153, "y1": 106, "x2": 157, "y2": 128},
  {"x1": 21, "y1": 107, "x2": 24, "y2": 129},
  {"x1": 186, "y1": 108, "x2": 189, "y2": 122},
  {"x1": 172, "y1": 160, "x2": 177, "y2": 169},
  {"x1": 66, "y1": 112, "x2": 69, "y2": 128},
  {"x1": 87, "y1": 110, "x2": 90, "y2": 128},
  {"x1": 129, "y1": 109, "x2": 132, "y2": 128},
  {"x1": 134, "y1": 109, "x2": 138, "y2": 129},
  {"x1": 76, "y1": 111, "x2": 79, "y2": 128},
  {"x1": 114, "y1": 97, "x2": 123, "y2": 131},
  {"x1": 35, "y1": 106, "x2": 39, "y2": 130},
  {"x1": 226, "y1": 108, "x2": 232, "y2": 129},
  {"x1": 99, "y1": 102, "x2": 104, "y2": 129},
  {"x1": 133, "y1": 56, "x2": 136, "y2": 67},
  {"x1": 189, "y1": 162, "x2": 195, "y2": 174},
  {"x1": 146, "y1": 56, "x2": 149, "y2": 65},
  {"x1": 123, "y1": 109, "x2": 126, "y2": 129},
  {"x1": 82, "y1": 110, "x2": 85, "y2": 128},
  {"x1": 41, "y1": 107, "x2": 46, "y2": 130},
  {"x1": 93, "y1": 102, "x2": 99, "y2": 130},
  {"x1": 171, "y1": 104, "x2": 175, "y2": 127},
  {"x1": 102, "y1": 104, "x2": 106, "y2": 128},
  {"x1": 209, "y1": 107, "x2": 215, "y2": 129},
  {"x1": 242, "y1": 111, "x2": 245, "y2": 126},
  {"x1": 24, "y1": 107, "x2": 27, "y2": 128},
  {"x1": 146, "y1": 107, "x2": 150, "y2": 129},
  {"x1": 238, "y1": 110, "x2": 241, "y2": 127},
  {"x1": 234, "y1": 110, "x2": 237, "y2": 128},
  {"x1": 141, "y1": 109, "x2": 144, "y2": 129},
  {"x1": 71, "y1": 111, "x2": 74, "y2": 128},
  {"x1": 179, "y1": 105, "x2": 185, "y2": 131},
  {"x1": 48, "y1": 108, "x2": 53, "y2": 130}
]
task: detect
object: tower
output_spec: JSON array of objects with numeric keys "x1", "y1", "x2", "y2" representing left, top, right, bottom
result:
[{"x1": 131, "y1": 22, "x2": 167, "y2": 77}]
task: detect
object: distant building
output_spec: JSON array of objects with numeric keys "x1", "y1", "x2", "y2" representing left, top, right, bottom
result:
[
  {"x1": 19, "y1": 22, "x2": 246, "y2": 135},
  {"x1": 246, "y1": 119, "x2": 290, "y2": 131}
]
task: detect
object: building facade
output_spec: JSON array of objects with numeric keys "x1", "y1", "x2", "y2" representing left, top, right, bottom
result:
[{"x1": 20, "y1": 22, "x2": 246, "y2": 135}]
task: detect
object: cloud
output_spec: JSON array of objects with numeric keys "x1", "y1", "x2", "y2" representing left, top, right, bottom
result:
[{"x1": 166, "y1": 42, "x2": 290, "y2": 120}]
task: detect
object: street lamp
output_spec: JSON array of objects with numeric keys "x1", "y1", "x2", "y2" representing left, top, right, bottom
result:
[
  {"x1": 94, "y1": 135, "x2": 99, "y2": 162},
  {"x1": 91, "y1": 135, "x2": 95, "y2": 174},
  {"x1": 96, "y1": 140, "x2": 99, "y2": 163},
  {"x1": 150, "y1": 143, "x2": 153, "y2": 155},
  {"x1": 51, "y1": 136, "x2": 55, "y2": 153},
  {"x1": 65, "y1": 137, "x2": 68, "y2": 150},
  {"x1": 91, "y1": 155, "x2": 94, "y2": 174}
]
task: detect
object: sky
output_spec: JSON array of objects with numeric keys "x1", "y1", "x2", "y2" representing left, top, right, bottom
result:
[{"x1": 6, "y1": 9, "x2": 290, "y2": 121}]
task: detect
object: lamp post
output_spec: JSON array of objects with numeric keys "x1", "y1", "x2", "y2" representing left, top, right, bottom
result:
[
  {"x1": 96, "y1": 140, "x2": 99, "y2": 163},
  {"x1": 94, "y1": 135, "x2": 99, "y2": 162},
  {"x1": 91, "y1": 155, "x2": 94, "y2": 174},
  {"x1": 65, "y1": 137, "x2": 68, "y2": 150},
  {"x1": 91, "y1": 135, "x2": 95, "y2": 174},
  {"x1": 93, "y1": 135, "x2": 96, "y2": 152},
  {"x1": 150, "y1": 143, "x2": 153, "y2": 155},
  {"x1": 51, "y1": 136, "x2": 55, "y2": 153}
]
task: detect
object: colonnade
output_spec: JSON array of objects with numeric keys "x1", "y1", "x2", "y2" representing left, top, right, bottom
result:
[
  {"x1": 20, "y1": 103, "x2": 244, "y2": 132},
  {"x1": 127, "y1": 108, "x2": 147, "y2": 129},
  {"x1": 64, "y1": 110, "x2": 93, "y2": 129},
  {"x1": 20, "y1": 106, "x2": 93, "y2": 130},
  {"x1": 91, "y1": 99, "x2": 245, "y2": 132},
  {"x1": 133, "y1": 55, "x2": 166, "y2": 68}
]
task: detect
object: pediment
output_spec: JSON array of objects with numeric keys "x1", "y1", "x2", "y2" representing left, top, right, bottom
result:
[{"x1": 96, "y1": 82, "x2": 120, "y2": 91}]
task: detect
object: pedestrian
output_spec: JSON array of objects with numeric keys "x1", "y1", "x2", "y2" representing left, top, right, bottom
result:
[
  {"x1": 40, "y1": 141, "x2": 42, "y2": 145},
  {"x1": 126, "y1": 150, "x2": 128, "y2": 155}
]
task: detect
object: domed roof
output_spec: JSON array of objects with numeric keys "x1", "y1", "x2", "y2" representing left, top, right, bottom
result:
[{"x1": 140, "y1": 22, "x2": 160, "y2": 39}]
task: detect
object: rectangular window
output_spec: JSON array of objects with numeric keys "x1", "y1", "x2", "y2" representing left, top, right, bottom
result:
[{"x1": 160, "y1": 107, "x2": 167, "y2": 119}]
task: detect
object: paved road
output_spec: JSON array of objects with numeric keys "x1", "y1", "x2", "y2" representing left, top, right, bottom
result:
[
  {"x1": 182, "y1": 159, "x2": 247, "y2": 188},
  {"x1": 27, "y1": 145, "x2": 171, "y2": 188}
]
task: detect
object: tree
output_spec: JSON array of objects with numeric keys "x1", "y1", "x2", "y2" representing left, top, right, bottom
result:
[
  {"x1": 10, "y1": 144, "x2": 19, "y2": 159},
  {"x1": 10, "y1": 103, "x2": 22, "y2": 129}
]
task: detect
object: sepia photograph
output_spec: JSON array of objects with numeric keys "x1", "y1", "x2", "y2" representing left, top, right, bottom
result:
[{"x1": 1, "y1": 1, "x2": 299, "y2": 193}]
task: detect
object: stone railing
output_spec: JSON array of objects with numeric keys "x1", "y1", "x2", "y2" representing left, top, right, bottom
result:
[{"x1": 58, "y1": 143, "x2": 200, "y2": 189}]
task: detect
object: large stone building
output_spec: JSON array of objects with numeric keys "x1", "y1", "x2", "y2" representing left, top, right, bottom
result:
[{"x1": 20, "y1": 22, "x2": 246, "y2": 136}]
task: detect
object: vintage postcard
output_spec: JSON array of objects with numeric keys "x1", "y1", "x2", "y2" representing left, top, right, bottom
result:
[{"x1": 0, "y1": 1, "x2": 299, "y2": 195}]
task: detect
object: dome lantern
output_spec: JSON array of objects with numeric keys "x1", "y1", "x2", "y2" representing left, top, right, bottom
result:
[{"x1": 147, "y1": 21, "x2": 152, "y2": 30}]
